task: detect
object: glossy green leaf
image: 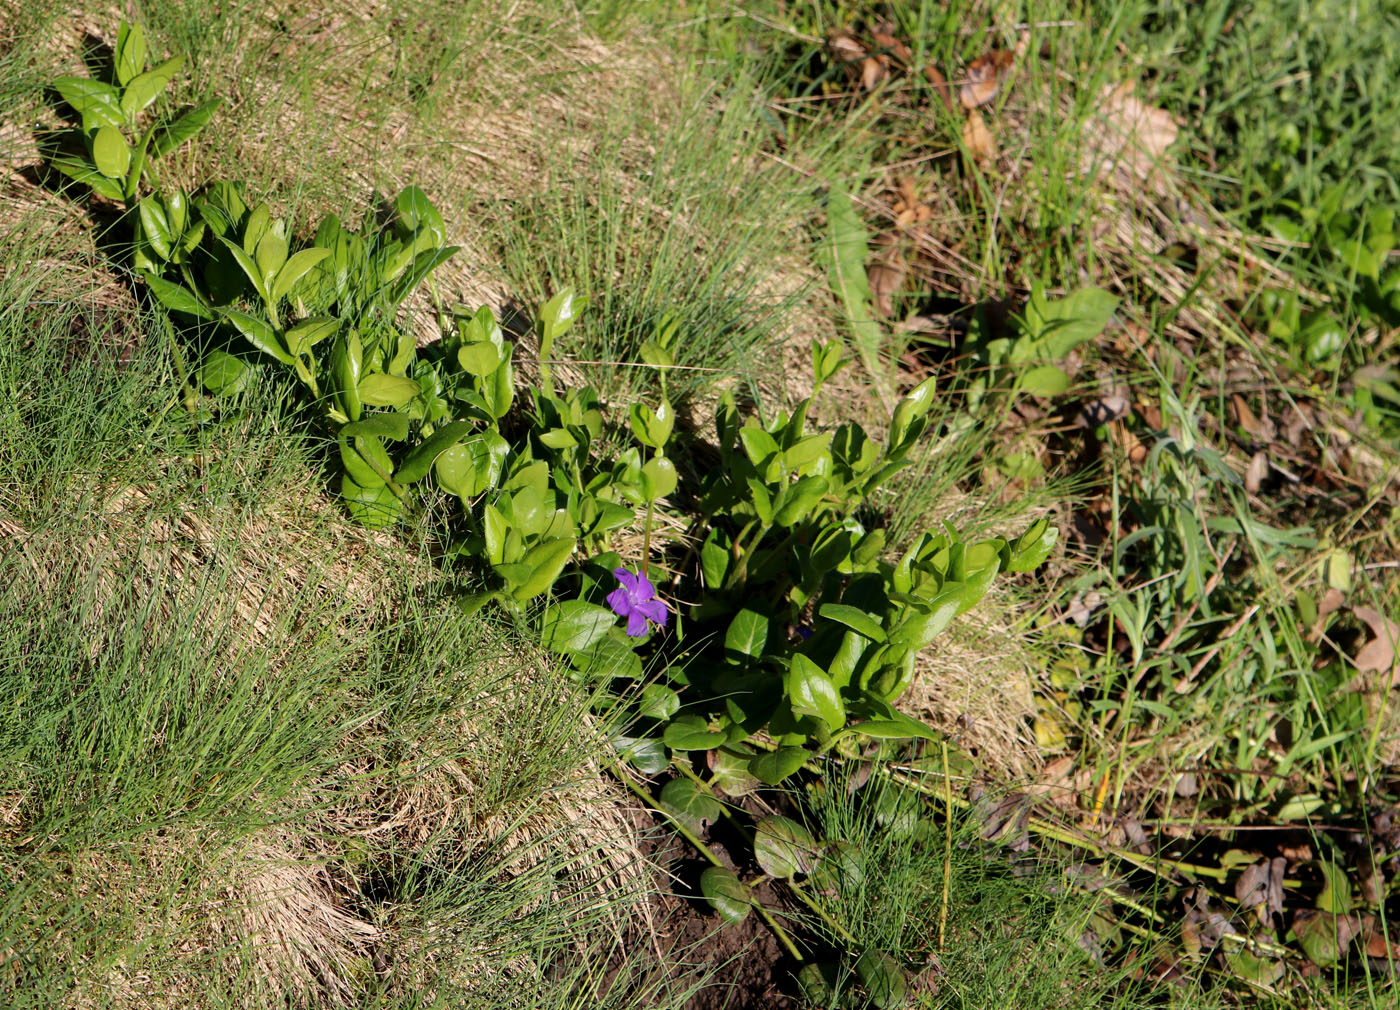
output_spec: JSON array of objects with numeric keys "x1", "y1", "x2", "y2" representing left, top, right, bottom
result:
[
  {"x1": 739, "y1": 425, "x2": 779, "y2": 467},
  {"x1": 787, "y1": 654, "x2": 844, "y2": 729},
  {"x1": 637, "y1": 683, "x2": 680, "y2": 720},
  {"x1": 749, "y1": 746, "x2": 808, "y2": 785},
  {"x1": 817, "y1": 603, "x2": 885, "y2": 641},
  {"x1": 339, "y1": 434, "x2": 393, "y2": 488},
  {"x1": 510, "y1": 536, "x2": 576, "y2": 603},
  {"x1": 725, "y1": 609, "x2": 769, "y2": 658},
  {"x1": 659, "y1": 778, "x2": 723, "y2": 835},
  {"x1": 283, "y1": 315, "x2": 338, "y2": 356},
  {"x1": 395, "y1": 184, "x2": 445, "y2": 245},
  {"x1": 340, "y1": 413, "x2": 410, "y2": 441},
  {"x1": 663, "y1": 718, "x2": 727, "y2": 752},
  {"x1": 138, "y1": 196, "x2": 173, "y2": 261},
  {"x1": 700, "y1": 531, "x2": 729, "y2": 589},
  {"x1": 53, "y1": 77, "x2": 124, "y2": 129},
  {"x1": 339, "y1": 473, "x2": 401, "y2": 529},
  {"x1": 152, "y1": 99, "x2": 220, "y2": 157},
  {"x1": 120, "y1": 56, "x2": 184, "y2": 119},
  {"x1": 143, "y1": 273, "x2": 211, "y2": 319},
  {"x1": 1017, "y1": 364, "x2": 1071, "y2": 397},
  {"x1": 91, "y1": 126, "x2": 129, "y2": 179},
  {"x1": 640, "y1": 455, "x2": 677, "y2": 500},
  {"x1": 1008, "y1": 518, "x2": 1058, "y2": 573},
  {"x1": 1017, "y1": 285, "x2": 1119, "y2": 361},
  {"x1": 387, "y1": 246, "x2": 458, "y2": 308},
  {"x1": 612, "y1": 734, "x2": 669, "y2": 774},
  {"x1": 394, "y1": 420, "x2": 472, "y2": 483},
  {"x1": 772, "y1": 475, "x2": 828, "y2": 527},
  {"x1": 217, "y1": 236, "x2": 268, "y2": 301},
  {"x1": 357, "y1": 373, "x2": 421, "y2": 408},
  {"x1": 700, "y1": 867, "x2": 752, "y2": 924},
  {"x1": 754, "y1": 815, "x2": 817, "y2": 878},
  {"x1": 115, "y1": 22, "x2": 146, "y2": 86},
  {"x1": 270, "y1": 247, "x2": 330, "y2": 304},
  {"x1": 49, "y1": 155, "x2": 125, "y2": 200},
  {"x1": 540, "y1": 600, "x2": 615, "y2": 654},
  {"x1": 222, "y1": 308, "x2": 290, "y2": 365},
  {"x1": 198, "y1": 349, "x2": 250, "y2": 395},
  {"x1": 847, "y1": 713, "x2": 941, "y2": 743},
  {"x1": 457, "y1": 340, "x2": 501, "y2": 376}
]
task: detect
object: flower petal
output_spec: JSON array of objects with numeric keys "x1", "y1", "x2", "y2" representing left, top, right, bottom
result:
[
  {"x1": 606, "y1": 586, "x2": 632, "y2": 618},
  {"x1": 637, "y1": 598, "x2": 668, "y2": 628},
  {"x1": 613, "y1": 567, "x2": 640, "y2": 598},
  {"x1": 625, "y1": 610, "x2": 649, "y2": 637},
  {"x1": 631, "y1": 572, "x2": 656, "y2": 602}
]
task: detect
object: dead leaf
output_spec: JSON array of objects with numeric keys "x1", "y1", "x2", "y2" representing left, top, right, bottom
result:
[
  {"x1": 861, "y1": 55, "x2": 889, "y2": 91},
  {"x1": 962, "y1": 108, "x2": 996, "y2": 163},
  {"x1": 1085, "y1": 82, "x2": 1179, "y2": 185},
  {"x1": 959, "y1": 49, "x2": 1015, "y2": 109},
  {"x1": 1232, "y1": 393, "x2": 1274, "y2": 441},
  {"x1": 1235, "y1": 861, "x2": 1271, "y2": 924},
  {"x1": 1353, "y1": 606, "x2": 1400, "y2": 678},
  {"x1": 922, "y1": 64, "x2": 955, "y2": 113},
  {"x1": 1245, "y1": 451, "x2": 1269, "y2": 494},
  {"x1": 867, "y1": 249, "x2": 907, "y2": 318},
  {"x1": 1078, "y1": 396, "x2": 1129, "y2": 428}
]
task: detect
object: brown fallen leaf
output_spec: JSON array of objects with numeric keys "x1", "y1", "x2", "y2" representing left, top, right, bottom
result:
[
  {"x1": 1353, "y1": 605, "x2": 1400, "y2": 680},
  {"x1": 959, "y1": 48, "x2": 1015, "y2": 108},
  {"x1": 1232, "y1": 393, "x2": 1274, "y2": 441},
  {"x1": 962, "y1": 107, "x2": 996, "y2": 163},
  {"x1": 1085, "y1": 81, "x2": 1179, "y2": 185},
  {"x1": 922, "y1": 64, "x2": 955, "y2": 113},
  {"x1": 1245, "y1": 451, "x2": 1269, "y2": 494},
  {"x1": 861, "y1": 55, "x2": 889, "y2": 91},
  {"x1": 867, "y1": 248, "x2": 907, "y2": 318},
  {"x1": 1235, "y1": 861, "x2": 1272, "y2": 925}
]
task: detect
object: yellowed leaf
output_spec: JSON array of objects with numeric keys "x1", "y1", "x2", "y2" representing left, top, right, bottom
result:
[
  {"x1": 959, "y1": 49, "x2": 1014, "y2": 109},
  {"x1": 1085, "y1": 82, "x2": 1179, "y2": 185},
  {"x1": 962, "y1": 107, "x2": 996, "y2": 162},
  {"x1": 1353, "y1": 605, "x2": 1400, "y2": 678}
]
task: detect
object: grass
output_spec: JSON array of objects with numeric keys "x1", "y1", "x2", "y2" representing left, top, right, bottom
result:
[{"x1": 2, "y1": 0, "x2": 1399, "y2": 1006}]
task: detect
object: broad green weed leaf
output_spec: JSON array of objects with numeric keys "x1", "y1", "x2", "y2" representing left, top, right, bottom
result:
[
  {"x1": 284, "y1": 316, "x2": 338, "y2": 356},
  {"x1": 53, "y1": 77, "x2": 124, "y2": 129},
  {"x1": 218, "y1": 236, "x2": 268, "y2": 301},
  {"x1": 1008, "y1": 518, "x2": 1058, "y2": 573},
  {"x1": 1017, "y1": 364, "x2": 1071, "y2": 397},
  {"x1": 255, "y1": 230, "x2": 289, "y2": 284},
  {"x1": 395, "y1": 184, "x2": 445, "y2": 245},
  {"x1": 396, "y1": 420, "x2": 474, "y2": 484},
  {"x1": 120, "y1": 56, "x2": 183, "y2": 119},
  {"x1": 855, "y1": 951, "x2": 908, "y2": 1009},
  {"x1": 700, "y1": 868, "x2": 752, "y2": 924},
  {"x1": 510, "y1": 536, "x2": 576, "y2": 602},
  {"x1": 638, "y1": 683, "x2": 681, "y2": 720},
  {"x1": 1017, "y1": 286, "x2": 1119, "y2": 361},
  {"x1": 754, "y1": 815, "x2": 817, "y2": 878},
  {"x1": 138, "y1": 196, "x2": 173, "y2": 260},
  {"x1": 749, "y1": 747, "x2": 808, "y2": 785},
  {"x1": 772, "y1": 475, "x2": 828, "y2": 526},
  {"x1": 91, "y1": 126, "x2": 129, "y2": 179},
  {"x1": 143, "y1": 274, "x2": 210, "y2": 319},
  {"x1": 663, "y1": 718, "x2": 727, "y2": 751},
  {"x1": 659, "y1": 778, "x2": 722, "y2": 835},
  {"x1": 357, "y1": 373, "x2": 421, "y2": 408},
  {"x1": 340, "y1": 473, "x2": 401, "y2": 528},
  {"x1": 49, "y1": 156, "x2": 126, "y2": 201},
  {"x1": 640, "y1": 455, "x2": 677, "y2": 500},
  {"x1": 457, "y1": 341, "x2": 500, "y2": 376},
  {"x1": 339, "y1": 435, "x2": 392, "y2": 488},
  {"x1": 540, "y1": 600, "x2": 616, "y2": 653},
  {"x1": 739, "y1": 426, "x2": 779, "y2": 467},
  {"x1": 724, "y1": 609, "x2": 768, "y2": 659},
  {"x1": 817, "y1": 603, "x2": 885, "y2": 642},
  {"x1": 612, "y1": 734, "x2": 668, "y2": 774},
  {"x1": 340, "y1": 414, "x2": 410, "y2": 441},
  {"x1": 198, "y1": 349, "x2": 249, "y2": 395},
  {"x1": 222, "y1": 308, "x2": 290, "y2": 365},
  {"x1": 115, "y1": 22, "x2": 146, "y2": 86},
  {"x1": 270, "y1": 247, "x2": 330, "y2": 304},
  {"x1": 152, "y1": 100, "x2": 220, "y2": 157},
  {"x1": 787, "y1": 654, "x2": 844, "y2": 729}
]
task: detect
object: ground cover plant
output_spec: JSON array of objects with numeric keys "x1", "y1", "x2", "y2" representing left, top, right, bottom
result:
[{"x1": 2, "y1": 1, "x2": 1399, "y2": 1008}]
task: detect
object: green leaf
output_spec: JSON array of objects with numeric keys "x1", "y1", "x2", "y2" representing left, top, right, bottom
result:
[
  {"x1": 725, "y1": 609, "x2": 769, "y2": 658},
  {"x1": 457, "y1": 341, "x2": 500, "y2": 376},
  {"x1": 889, "y1": 375, "x2": 937, "y2": 448},
  {"x1": 284, "y1": 315, "x2": 339, "y2": 356},
  {"x1": 772, "y1": 474, "x2": 828, "y2": 526},
  {"x1": 612, "y1": 734, "x2": 669, "y2": 774},
  {"x1": 637, "y1": 684, "x2": 680, "y2": 720},
  {"x1": 540, "y1": 600, "x2": 615, "y2": 654},
  {"x1": 217, "y1": 236, "x2": 268, "y2": 302},
  {"x1": 48, "y1": 155, "x2": 125, "y2": 200},
  {"x1": 357, "y1": 373, "x2": 421, "y2": 408},
  {"x1": 749, "y1": 747, "x2": 808, "y2": 785},
  {"x1": 255, "y1": 230, "x2": 289, "y2": 285},
  {"x1": 138, "y1": 196, "x2": 173, "y2": 260},
  {"x1": 817, "y1": 603, "x2": 885, "y2": 642},
  {"x1": 663, "y1": 719, "x2": 727, "y2": 752},
  {"x1": 91, "y1": 126, "x2": 129, "y2": 179},
  {"x1": 847, "y1": 713, "x2": 941, "y2": 743},
  {"x1": 340, "y1": 434, "x2": 393, "y2": 487},
  {"x1": 340, "y1": 413, "x2": 410, "y2": 441},
  {"x1": 387, "y1": 245, "x2": 458, "y2": 308},
  {"x1": 826, "y1": 187, "x2": 886, "y2": 393},
  {"x1": 629, "y1": 400, "x2": 674, "y2": 449},
  {"x1": 143, "y1": 273, "x2": 211, "y2": 319},
  {"x1": 1317, "y1": 859, "x2": 1353, "y2": 915},
  {"x1": 52, "y1": 77, "x2": 124, "y2": 129},
  {"x1": 434, "y1": 430, "x2": 508, "y2": 498},
  {"x1": 509, "y1": 536, "x2": 576, "y2": 603},
  {"x1": 1008, "y1": 518, "x2": 1058, "y2": 573},
  {"x1": 787, "y1": 654, "x2": 845, "y2": 729},
  {"x1": 222, "y1": 308, "x2": 291, "y2": 365},
  {"x1": 783, "y1": 433, "x2": 832, "y2": 470},
  {"x1": 659, "y1": 778, "x2": 723, "y2": 835},
  {"x1": 700, "y1": 868, "x2": 752, "y2": 924},
  {"x1": 1017, "y1": 364, "x2": 1071, "y2": 397},
  {"x1": 395, "y1": 184, "x2": 445, "y2": 245},
  {"x1": 198, "y1": 349, "x2": 250, "y2": 395},
  {"x1": 640, "y1": 455, "x2": 677, "y2": 500},
  {"x1": 796, "y1": 963, "x2": 842, "y2": 1007},
  {"x1": 152, "y1": 100, "x2": 220, "y2": 157},
  {"x1": 700, "y1": 532, "x2": 729, "y2": 589},
  {"x1": 855, "y1": 950, "x2": 908, "y2": 1009},
  {"x1": 115, "y1": 22, "x2": 146, "y2": 87},
  {"x1": 120, "y1": 55, "x2": 183, "y2": 120},
  {"x1": 738, "y1": 426, "x2": 779, "y2": 467},
  {"x1": 270, "y1": 247, "x2": 331, "y2": 304},
  {"x1": 395, "y1": 420, "x2": 474, "y2": 483},
  {"x1": 1017, "y1": 286, "x2": 1119, "y2": 361},
  {"x1": 339, "y1": 473, "x2": 402, "y2": 528},
  {"x1": 754, "y1": 815, "x2": 817, "y2": 878}
]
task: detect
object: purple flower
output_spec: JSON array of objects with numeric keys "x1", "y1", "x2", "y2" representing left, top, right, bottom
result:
[{"x1": 607, "y1": 567, "x2": 668, "y2": 637}]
